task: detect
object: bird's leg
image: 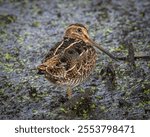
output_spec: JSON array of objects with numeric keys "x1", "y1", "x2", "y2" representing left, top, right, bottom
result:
[{"x1": 67, "y1": 87, "x2": 72, "y2": 99}]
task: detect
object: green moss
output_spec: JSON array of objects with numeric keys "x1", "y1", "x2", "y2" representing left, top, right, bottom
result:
[
  {"x1": 148, "y1": 62, "x2": 150, "y2": 68},
  {"x1": 147, "y1": 101, "x2": 150, "y2": 105},
  {"x1": 31, "y1": 93, "x2": 36, "y2": 97},
  {"x1": 95, "y1": 96, "x2": 103, "y2": 100},
  {"x1": 0, "y1": 30, "x2": 6, "y2": 35},
  {"x1": 0, "y1": 89, "x2": 4, "y2": 95},
  {"x1": 0, "y1": 0, "x2": 4, "y2": 5},
  {"x1": 32, "y1": 21, "x2": 41, "y2": 27},
  {"x1": 90, "y1": 103, "x2": 96, "y2": 109},
  {"x1": 0, "y1": 62, "x2": 14, "y2": 72},
  {"x1": 111, "y1": 44, "x2": 127, "y2": 52},
  {"x1": 90, "y1": 86, "x2": 97, "y2": 92},
  {"x1": 82, "y1": 110, "x2": 89, "y2": 119},
  {"x1": 78, "y1": 87, "x2": 85, "y2": 93},
  {"x1": 32, "y1": 4, "x2": 43, "y2": 15},
  {"x1": 99, "y1": 105, "x2": 106, "y2": 112},
  {"x1": 0, "y1": 52, "x2": 17, "y2": 72},
  {"x1": 32, "y1": 109, "x2": 37, "y2": 114},
  {"x1": 17, "y1": 35, "x2": 24, "y2": 45},
  {"x1": 22, "y1": 95, "x2": 30, "y2": 102},
  {"x1": 0, "y1": 30, "x2": 8, "y2": 42},
  {"x1": 104, "y1": 28, "x2": 113, "y2": 36},
  {"x1": 137, "y1": 101, "x2": 150, "y2": 108},
  {"x1": 3, "y1": 66, "x2": 13, "y2": 72},
  {"x1": 144, "y1": 89, "x2": 150, "y2": 95},
  {"x1": 0, "y1": 14, "x2": 17, "y2": 26},
  {"x1": 33, "y1": 92, "x2": 49, "y2": 101},
  {"x1": 60, "y1": 107, "x2": 67, "y2": 113},
  {"x1": 4, "y1": 53, "x2": 13, "y2": 61}
]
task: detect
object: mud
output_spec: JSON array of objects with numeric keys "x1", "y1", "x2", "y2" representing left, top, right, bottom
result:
[{"x1": 0, "y1": 0, "x2": 150, "y2": 119}]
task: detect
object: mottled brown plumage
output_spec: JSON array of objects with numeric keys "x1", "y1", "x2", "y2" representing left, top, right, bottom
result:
[{"x1": 37, "y1": 24, "x2": 116, "y2": 98}]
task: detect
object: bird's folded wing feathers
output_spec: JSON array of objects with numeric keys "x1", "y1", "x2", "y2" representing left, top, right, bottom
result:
[{"x1": 38, "y1": 38, "x2": 96, "y2": 78}]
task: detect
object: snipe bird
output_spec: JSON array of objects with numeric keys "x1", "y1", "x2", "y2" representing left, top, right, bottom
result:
[{"x1": 37, "y1": 24, "x2": 117, "y2": 98}]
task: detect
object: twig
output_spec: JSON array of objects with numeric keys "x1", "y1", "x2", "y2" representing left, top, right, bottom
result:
[{"x1": 116, "y1": 55, "x2": 150, "y2": 61}]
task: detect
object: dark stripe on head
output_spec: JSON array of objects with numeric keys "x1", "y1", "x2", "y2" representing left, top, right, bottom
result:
[{"x1": 68, "y1": 23, "x2": 87, "y2": 30}]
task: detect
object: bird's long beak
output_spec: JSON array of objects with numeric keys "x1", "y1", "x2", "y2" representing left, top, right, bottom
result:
[{"x1": 88, "y1": 39, "x2": 117, "y2": 61}]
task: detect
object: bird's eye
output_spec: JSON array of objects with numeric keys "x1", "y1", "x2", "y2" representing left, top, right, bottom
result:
[{"x1": 77, "y1": 28, "x2": 82, "y2": 33}]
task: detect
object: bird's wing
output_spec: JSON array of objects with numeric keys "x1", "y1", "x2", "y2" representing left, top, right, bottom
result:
[
  {"x1": 42, "y1": 38, "x2": 78, "y2": 62},
  {"x1": 37, "y1": 38, "x2": 78, "y2": 76},
  {"x1": 38, "y1": 38, "x2": 96, "y2": 79},
  {"x1": 57, "y1": 39, "x2": 97, "y2": 79}
]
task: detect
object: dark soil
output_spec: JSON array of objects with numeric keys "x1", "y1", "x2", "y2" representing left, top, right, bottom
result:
[{"x1": 0, "y1": 0, "x2": 150, "y2": 119}]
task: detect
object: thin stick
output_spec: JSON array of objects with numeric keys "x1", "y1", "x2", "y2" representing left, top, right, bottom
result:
[{"x1": 116, "y1": 55, "x2": 150, "y2": 61}]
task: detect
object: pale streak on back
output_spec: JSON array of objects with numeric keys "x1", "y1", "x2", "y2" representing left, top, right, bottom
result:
[
  {"x1": 63, "y1": 40, "x2": 82, "y2": 52},
  {"x1": 53, "y1": 41, "x2": 64, "y2": 55}
]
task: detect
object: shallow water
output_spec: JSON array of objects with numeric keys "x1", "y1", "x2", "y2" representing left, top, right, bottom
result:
[{"x1": 0, "y1": 0, "x2": 150, "y2": 119}]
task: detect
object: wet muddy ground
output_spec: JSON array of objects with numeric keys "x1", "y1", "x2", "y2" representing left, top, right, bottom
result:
[{"x1": 0, "y1": 0, "x2": 150, "y2": 119}]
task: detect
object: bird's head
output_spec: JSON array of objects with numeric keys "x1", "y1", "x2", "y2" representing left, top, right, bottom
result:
[
  {"x1": 64, "y1": 23, "x2": 117, "y2": 60},
  {"x1": 64, "y1": 23, "x2": 91, "y2": 43}
]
